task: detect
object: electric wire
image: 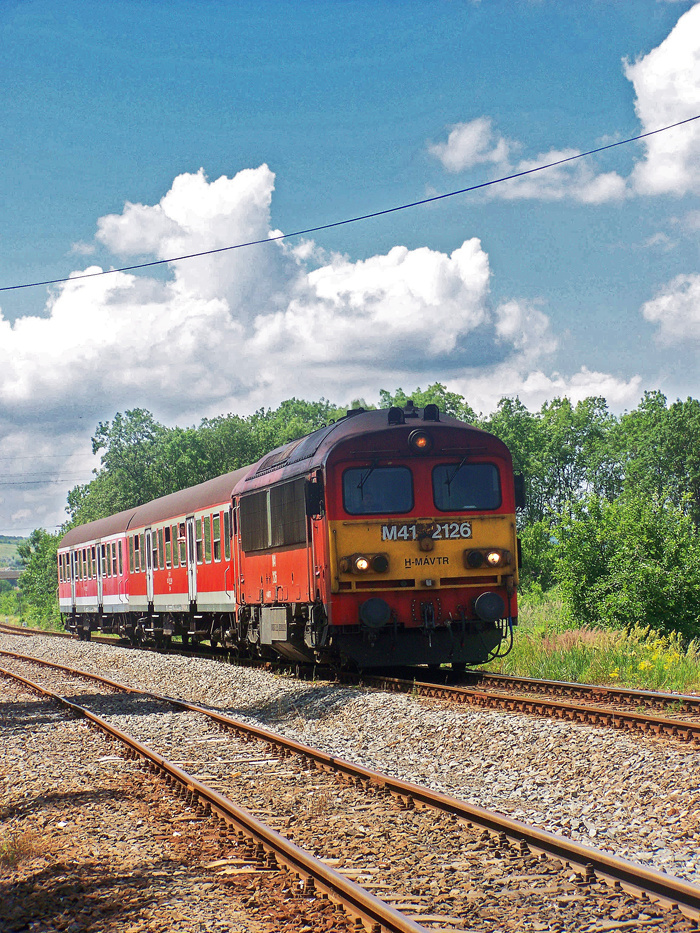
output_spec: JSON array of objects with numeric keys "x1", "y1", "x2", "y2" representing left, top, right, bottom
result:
[{"x1": 1, "y1": 113, "x2": 698, "y2": 294}]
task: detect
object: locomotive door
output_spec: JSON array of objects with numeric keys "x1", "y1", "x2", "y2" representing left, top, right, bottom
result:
[
  {"x1": 145, "y1": 529, "x2": 154, "y2": 603},
  {"x1": 186, "y1": 517, "x2": 197, "y2": 604}
]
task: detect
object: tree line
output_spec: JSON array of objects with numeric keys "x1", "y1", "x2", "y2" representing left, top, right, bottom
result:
[{"x1": 14, "y1": 385, "x2": 700, "y2": 638}]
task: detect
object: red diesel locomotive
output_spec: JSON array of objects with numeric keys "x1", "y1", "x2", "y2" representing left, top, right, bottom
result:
[{"x1": 58, "y1": 404, "x2": 522, "y2": 668}]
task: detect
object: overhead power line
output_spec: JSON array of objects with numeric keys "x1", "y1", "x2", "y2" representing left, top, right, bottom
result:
[{"x1": 1, "y1": 113, "x2": 699, "y2": 295}]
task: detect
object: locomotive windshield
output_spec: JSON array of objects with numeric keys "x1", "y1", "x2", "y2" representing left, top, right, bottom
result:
[
  {"x1": 343, "y1": 466, "x2": 413, "y2": 515},
  {"x1": 432, "y1": 462, "x2": 501, "y2": 511}
]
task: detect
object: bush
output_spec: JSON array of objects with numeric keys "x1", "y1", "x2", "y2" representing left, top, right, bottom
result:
[{"x1": 555, "y1": 494, "x2": 700, "y2": 639}]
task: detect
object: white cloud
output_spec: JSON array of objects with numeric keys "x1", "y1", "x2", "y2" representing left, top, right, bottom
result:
[
  {"x1": 428, "y1": 117, "x2": 511, "y2": 172},
  {"x1": 641, "y1": 273, "x2": 700, "y2": 344},
  {"x1": 428, "y1": 119, "x2": 627, "y2": 203},
  {"x1": 0, "y1": 166, "x2": 642, "y2": 532},
  {"x1": 625, "y1": 3, "x2": 700, "y2": 196}
]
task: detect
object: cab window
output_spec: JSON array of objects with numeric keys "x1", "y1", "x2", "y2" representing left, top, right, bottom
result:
[
  {"x1": 432, "y1": 463, "x2": 501, "y2": 512},
  {"x1": 342, "y1": 467, "x2": 413, "y2": 515}
]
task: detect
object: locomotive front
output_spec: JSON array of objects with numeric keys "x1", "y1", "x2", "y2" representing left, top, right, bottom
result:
[{"x1": 321, "y1": 404, "x2": 520, "y2": 668}]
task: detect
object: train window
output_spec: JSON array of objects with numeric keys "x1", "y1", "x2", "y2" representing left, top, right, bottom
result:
[
  {"x1": 118, "y1": 541, "x2": 123, "y2": 576},
  {"x1": 164, "y1": 526, "x2": 172, "y2": 568},
  {"x1": 101, "y1": 544, "x2": 108, "y2": 578},
  {"x1": 196, "y1": 519, "x2": 204, "y2": 563},
  {"x1": 212, "y1": 513, "x2": 221, "y2": 561},
  {"x1": 204, "y1": 515, "x2": 212, "y2": 562},
  {"x1": 270, "y1": 479, "x2": 306, "y2": 547},
  {"x1": 432, "y1": 463, "x2": 502, "y2": 512},
  {"x1": 178, "y1": 523, "x2": 187, "y2": 565},
  {"x1": 156, "y1": 528, "x2": 164, "y2": 569},
  {"x1": 342, "y1": 467, "x2": 414, "y2": 515},
  {"x1": 129, "y1": 538, "x2": 134, "y2": 573},
  {"x1": 113, "y1": 543, "x2": 118, "y2": 576},
  {"x1": 140, "y1": 534, "x2": 146, "y2": 573},
  {"x1": 240, "y1": 491, "x2": 270, "y2": 552},
  {"x1": 223, "y1": 510, "x2": 231, "y2": 560},
  {"x1": 87, "y1": 548, "x2": 93, "y2": 579},
  {"x1": 171, "y1": 525, "x2": 179, "y2": 568}
]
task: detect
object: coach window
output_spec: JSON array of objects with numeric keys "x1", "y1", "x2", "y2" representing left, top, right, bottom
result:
[
  {"x1": 101, "y1": 545, "x2": 108, "y2": 578},
  {"x1": 118, "y1": 541, "x2": 123, "y2": 576},
  {"x1": 212, "y1": 513, "x2": 221, "y2": 561},
  {"x1": 164, "y1": 527, "x2": 171, "y2": 568},
  {"x1": 113, "y1": 543, "x2": 118, "y2": 576},
  {"x1": 139, "y1": 533, "x2": 145, "y2": 572},
  {"x1": 204, "y1": 514, "x2": 212, "y2": 562},
  {"x1": 343, "y1": 467, "x2": 414, "y2": 515},
  {"x1": 178, "y1": 523, "x2": 187, "y2": 565},
  {"x1": 223, "y1": 510, "x2": 231, "y2": 560},
  {"x1": 196, "y1": 519, "x2": 204, "y2": 564},
  {"x1": 170, "y1": 525, "x2": 178, "y2": 568},
  {"x1": 158, "y1": 528, "x2": 165, "y2": 569},
  {"x1": 87, "y1": 548, "x2": 93, "y2": 579},
  {"x1": 78, "y1": 551, "x2": 83, "y2": 580},
  {"x1": 432, "y1": 463, "x2": 501, "y2": 512},
  {"x1": 152, "y1": 532, "x2": 160, "y2": 571},
  {"x1": 133, "y1": 536, "x2": 140, "y2": 572}
]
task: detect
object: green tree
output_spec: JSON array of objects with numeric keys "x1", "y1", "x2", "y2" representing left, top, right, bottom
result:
[
  {"x1": 555, "y1": 494, "x2": 700, "y2": 639},
  {"x1": 17, "y1": 529, "x2": 62, "y2": 627}
]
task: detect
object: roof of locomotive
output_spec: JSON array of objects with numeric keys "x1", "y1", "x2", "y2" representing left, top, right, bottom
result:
[
  {"x1": 236, "y1": 405, "x2": 511, "y2": 493},
  {"x1": 58, "y1": 466, "x2": 250, "y2": 549}
]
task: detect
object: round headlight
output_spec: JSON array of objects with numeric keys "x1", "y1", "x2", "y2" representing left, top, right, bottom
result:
[
  {"x1": 486, "y1": 550, "x2": 502, "y2": 566},
  {"x1": 408, "y1": 429, "x2": 433, "y2": 454},
  {"x1": 354, "y1": 556, "x2": 370, "y2": 572},
  {"x1": 466, "y1": 550, "x2": 483, "y2": 569},
  {"x1": 371, "y1": 554, "x2": 389, "y2": 573}
]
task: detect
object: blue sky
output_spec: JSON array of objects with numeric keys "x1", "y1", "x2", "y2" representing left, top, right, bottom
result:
[{"x1": 1, "y1": 0, "x2": 699, "y2": 533}]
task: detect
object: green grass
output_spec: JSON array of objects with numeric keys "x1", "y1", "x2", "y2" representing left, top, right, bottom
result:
[
  {"x1": 483, "y1": 587, "x2": 700, "y2": 693},
  {"x1": 0, "y1": 539, "x2": 24, "y2": 567}
]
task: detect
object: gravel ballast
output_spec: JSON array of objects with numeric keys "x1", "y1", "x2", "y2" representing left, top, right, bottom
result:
[{"x1": 2, "y1": 633, "x2": 699, "y2": 888}]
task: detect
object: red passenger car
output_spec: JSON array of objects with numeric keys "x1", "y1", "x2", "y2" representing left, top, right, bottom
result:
[{"x1": 58, "y1": 404, "x2": 522, "y2": 668}]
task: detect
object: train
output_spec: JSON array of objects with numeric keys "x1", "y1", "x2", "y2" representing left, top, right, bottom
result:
[{"x1": 58, "y1": 403, "x2": 523, "y2": 669}]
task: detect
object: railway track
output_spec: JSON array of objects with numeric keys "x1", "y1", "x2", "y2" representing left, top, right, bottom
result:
[
  {"x1": 3, "y1": 622, "x2": 700, "y2": 745},
  {"x1": 2, "y1": 648, "x2": 699, "y2": 931}
]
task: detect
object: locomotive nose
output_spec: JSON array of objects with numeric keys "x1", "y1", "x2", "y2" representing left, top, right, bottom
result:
[{"x1": 359, "y1": 597, "x2": 392, "y2": 629}]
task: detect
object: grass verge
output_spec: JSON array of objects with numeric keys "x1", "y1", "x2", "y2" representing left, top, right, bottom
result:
[{"x1": 483, "y1": 587, "x2": 700, "y2": 693}]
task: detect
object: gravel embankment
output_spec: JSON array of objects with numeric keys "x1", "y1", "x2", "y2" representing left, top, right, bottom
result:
[{"x1": 2, "y1": 633, "x2": 699, "y2": 889}]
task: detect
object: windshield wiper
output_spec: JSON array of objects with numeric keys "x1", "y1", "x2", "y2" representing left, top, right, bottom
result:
[
  {"x1": 357, "y1": 461, "x2": 378, "y2": 497},
  {"x1": 444, "y1": 455, "x2": 469, "y2": 494}
]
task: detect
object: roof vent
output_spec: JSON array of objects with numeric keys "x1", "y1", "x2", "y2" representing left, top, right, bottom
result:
[
  {"x1": 387, "y1": 406, "x2": 405, "y2": 425},
  {"x1": 346, "y1": 407, "x2": 365, "y2": 418},
  {"x1": 423, "y1": 404, "x2": 440, "y2": 422}
]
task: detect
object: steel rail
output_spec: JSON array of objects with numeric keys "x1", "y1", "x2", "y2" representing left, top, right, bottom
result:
[
  {"x1": 3, "y1": 649, "x2": 699, "y2": 920},
  {"x1": 462, "y1": 670, "x2": 700, "y2": 713},
  {"x1": 0, "y1": 663, "x2": 428, "y2": 933},
  {"x1": 364, "y1": 674, "x2": 700, "y2": 744}
]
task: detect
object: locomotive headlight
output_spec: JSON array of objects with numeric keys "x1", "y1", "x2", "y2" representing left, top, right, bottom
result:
[
  {"x1": 371, "y1": 554, "x2": 389, "y2": 573},
  {"x1": 465, "y1": 549, "x2": 484, "y2": 568},
  {"x1": 408, "y1": 429, "x2": 433, "y2": 454},
  {"x1": 354, "y1": 556, "x2": 370, "y2": 572},
  {"x1": 486, "y1": 550, "x2": 502, "y2": 566}
]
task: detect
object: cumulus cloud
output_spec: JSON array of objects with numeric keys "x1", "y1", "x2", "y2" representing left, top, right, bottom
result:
[
  {"x1": 625, "y1": 3, "x2": 700, "y2": 196},
  {"x1": 428, "y1": 117, "x2": 511, "y2": 172},
  {"x1": 428, "y1": 118, "x2": 627, "y2": 203},
  {"x1": 641, "y1": 273, "x2": 700, "y2": 344},
  {"x1": 0, "y1": 166, "x2": 641, "y2": 532}
]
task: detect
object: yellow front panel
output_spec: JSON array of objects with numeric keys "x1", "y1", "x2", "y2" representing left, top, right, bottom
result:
[{"x1": 328, "y1": 515, "x2": 517, "y2": 593}]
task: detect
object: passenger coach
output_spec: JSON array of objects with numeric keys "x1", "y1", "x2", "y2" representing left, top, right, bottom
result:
[{"x1": 58, "y1": 404, "x2": 523, "y2": 669}]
